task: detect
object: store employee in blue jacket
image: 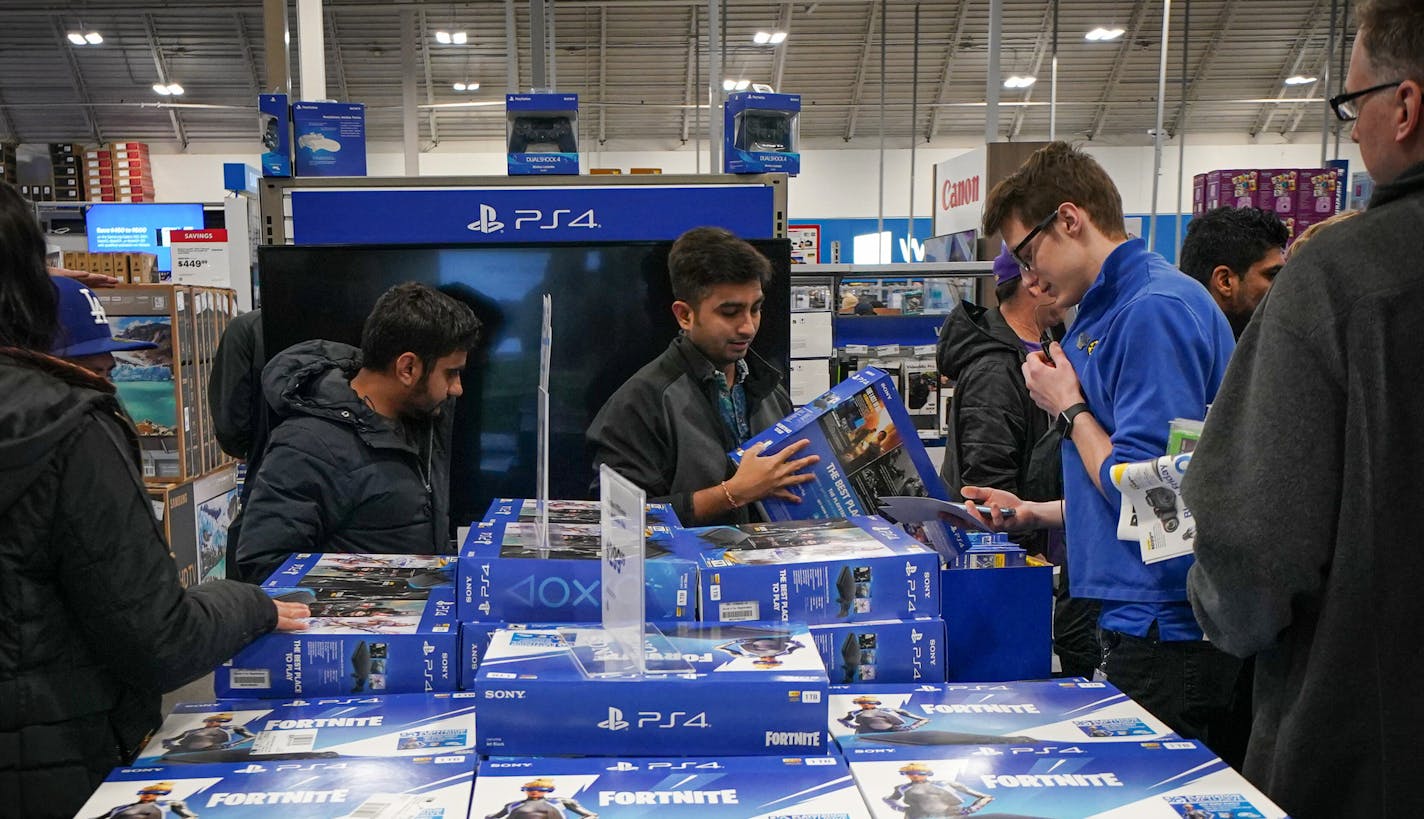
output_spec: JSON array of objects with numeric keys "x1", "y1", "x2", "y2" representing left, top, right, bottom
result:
[{"x1": 960, "y1": 142, "x2": 1239, "y2": 747}]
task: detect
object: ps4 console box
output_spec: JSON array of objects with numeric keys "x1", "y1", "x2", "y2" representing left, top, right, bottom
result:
[
  {"x1": 811, "y1": 617, "x2": 945, "y2": 685},
  {"x1": 734, "y1": 367, "x2": 949, "y2": 521},
  {"x1": 481, "y1": 497, "x2": 683, "y2": 529},
  {"x1": 506, "y1": 93, "x2": 579, "y2": 175},
  {"x1": 291, "y1": 101, "x2": 367, "y2": 177},
  {"x1": 475, "y1": 622, "x2": 830, "y2": 756},
  {"x1": 456, "y1": 521, "x2": 695, "y2": 622},
  {"x1": 472, "y1": 755, "x2": 872, "y2": 819},
  {"x1": 845, "y1": 740, "x2": 1288, "y2": 818},
  {"x1": 258, "y1": 93, "x2": 291, "y2": 177},
  {"x1": 671, "y1": 516, "x2": 940, "y2": 625},
  {"x1": 828, "y1": 680, "x2": 1176, "y2": 752},
  {"x1": 724, "y1": 91, "x2": 801, "y2": 175},
  {"x1": 216, "y1": 554, "x2": 459, "y2": 697},
  {"x1": 133, "y1": 692, "x2": 478, "y2": 765},
  {"x1": 74, "y1": 754, "x2": 477, "y2": 819}
]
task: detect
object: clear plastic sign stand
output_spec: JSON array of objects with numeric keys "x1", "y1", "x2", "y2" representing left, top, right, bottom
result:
[{"x1": 535, "y1": 294, "x2": 552, "y2": 551}]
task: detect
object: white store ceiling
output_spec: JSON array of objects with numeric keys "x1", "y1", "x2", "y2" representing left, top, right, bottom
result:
[{"x1": 0, "y1": 0, "x2": 1359, "y2": 150}]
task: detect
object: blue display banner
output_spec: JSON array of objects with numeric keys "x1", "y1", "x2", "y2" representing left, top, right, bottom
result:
[{"x1": 290, "y1": 186, "x2": 776, "y2": 244}]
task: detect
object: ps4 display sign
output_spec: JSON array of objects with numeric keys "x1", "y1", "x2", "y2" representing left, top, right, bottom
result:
[{"x1": 289, "y1": 186, "x2": 776, "y2": 244}]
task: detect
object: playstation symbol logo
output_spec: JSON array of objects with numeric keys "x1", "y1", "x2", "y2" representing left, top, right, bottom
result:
[
  {"x1": 234, "y1": 763, "x2": 268, "y2": 774},
  {"x1": 467, "y1": 203, "x2": 505, "y2": 234},
  {"x1": 597, "y1": 707, "x2": 630, "y2": 731},
  {"x1": 606, "y1": 761, "x2": 639, "y2": 771}
]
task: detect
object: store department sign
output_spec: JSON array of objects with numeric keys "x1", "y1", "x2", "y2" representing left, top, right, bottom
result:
[
  {"x1": 290, "y1": 185, "x2": 776, "y2": 244},
  {"x1": 932, "y1": 148, "x2": 988, "y2": 237}
]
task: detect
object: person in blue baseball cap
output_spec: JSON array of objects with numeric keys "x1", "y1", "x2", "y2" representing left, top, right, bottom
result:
[{"x1": 49, "y1": 274, "x2": 156, "y2": 380}]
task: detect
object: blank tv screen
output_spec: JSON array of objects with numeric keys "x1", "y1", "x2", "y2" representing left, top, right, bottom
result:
[
  {"x1": 86, "y1": 203, "x2": 204, "y2": 272},
  {"x1": 258, "y1": 240, "x2": 792, "y2": 529}
]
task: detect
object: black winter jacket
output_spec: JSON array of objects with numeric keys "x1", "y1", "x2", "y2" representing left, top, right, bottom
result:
[
  {"x1": 235, "y1": 340, "x2": 453, "y2": 583},
  {"x1": 587, "y1": 336, "x2": 792, "y2": 527},
  {"x1": 0, "y1": 349, "x2": 276, "y2": 819}
]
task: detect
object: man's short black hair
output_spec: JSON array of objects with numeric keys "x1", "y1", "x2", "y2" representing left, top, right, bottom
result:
[
  {"x1": 360, "y1": 282, "x2": 481, "y2": 372},
  {"x1": 668, "y1": 226, "x2": 773, "y2": 306},
  {"x1": 1179, "y1": 206, "x2": 1290, "y2": 286}
]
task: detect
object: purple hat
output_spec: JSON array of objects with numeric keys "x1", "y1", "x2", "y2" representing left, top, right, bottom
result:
[
  {"x1": 993, "y1": 243, "x2": 1021, "y2": 286},
  {"x1": 49, "y1": 276, "x2": 158, "y2": 357}
]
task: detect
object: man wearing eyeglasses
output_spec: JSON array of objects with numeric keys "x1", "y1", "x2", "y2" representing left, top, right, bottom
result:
[
  {"x1": 1181, "y1": 2, "x2": 1424, "y2": 816},
  {"x1": 957, "y1": 143, "x2": 1238, "y2": 751}
]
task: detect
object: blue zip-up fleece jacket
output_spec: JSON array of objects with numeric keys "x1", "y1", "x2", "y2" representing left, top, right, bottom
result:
[{"x1": 1061, "y1": 238, "x2": 1234, "y2": 603}]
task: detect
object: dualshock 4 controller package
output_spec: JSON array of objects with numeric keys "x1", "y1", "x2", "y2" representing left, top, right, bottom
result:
[
  {"x1": 75, "y1": 754, "x2": 477, "y2": 819},
  {"x1": 258, "y1": 93, "x2": 291, "y2": 177},
  {"x1": 828, "y1": 680, "x2": 1176, "y2": 753},
  {"x1": 846, "y1": 740, "x2": 1288, "y2": 819},
  {"x1": 291, "y1": 101, "x2": 367, "y2": 177},
  {"x1": 481, "y1": 497, "x2": 683, "y2": 529},
  {"x1": 472, "y1": 755, "x2": 873, "y2": 819},
  {"x1": 670, "y1": 516, "x2": 939, "y2": 624},
  {"x1": 134, "y1": 693, "x2": 478, "y2": 765},
  {"x1": 216, "y1": 554, "x2": 459, "y2": 697},
  {"x1": 811, "y1": 617, "x2": 945, "y2": 684},
  {"x1": 724, "y1": 91, "x2": 801, "y2": 175},
  {"x1": 456, "y1": 521, "x2": 695, "y2": 622},
  {"x1": 506, "y1": 93, "x2": 579, "y2": 175},
  {"x1": 475, "y1": 622, "x2": 829, "y2": 756},
  {"x1": 733, "y1": 367, "x2": 950, "y2": 521}
]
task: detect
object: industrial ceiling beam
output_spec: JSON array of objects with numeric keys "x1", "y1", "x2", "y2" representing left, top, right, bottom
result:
[
  {"x1": 1008, "y1": 1, "x2": 1057, "y2": 140},
  {"x1": 771, "y1": 3, "x2": 794, "y2": 92},
  {"x1": 0, "y1": 88, "x2": 19, "y2": 142},
  {"x1": 926, "y1": 0, "x2": 971, "y2": 141},
  {"x1": 842, "y1": 2, "x2": 880, "y2": 142},
  {"x1": 681, "y1": 7, "x2": 697, "y2": 144},
  {"x1": 1169, "y1": 0, "x2": 1238, "y2": 137},
  {"x1": 49, "y1": 18, "x2": 103, "y2": 144},
  {"x1": 1085, "y1": 0, "x2": 1153, "y2": 140},
  {"x1": 598, "y1": 6, "x2": 608, "y2": 143},
  {"x1": 327, "y1": 9, "x2": 351, "y2": 102},
  {"x1": 234, "y1": 12, "x2": 264, "y2": 94},
  {"x1": 142, "y1": 14, "x2": 189, "y2": 149},
  {"x1": 418, "y1": 7, "x2": 441, "y2": 147},
  {"x1": 1249, "y1": 0, "x2": 1327, "y2": 137},
  {"x1": 1285, "y1": 49, "x2": 1336, "y2": 134}
]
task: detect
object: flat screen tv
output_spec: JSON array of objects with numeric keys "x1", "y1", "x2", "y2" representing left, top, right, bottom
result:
[
  {"x1": 258, "y1": 240, "x2": 792, "y2": 531},
  {"x1": 86, "y1": 202, "x2": 205, "y2": 272}
]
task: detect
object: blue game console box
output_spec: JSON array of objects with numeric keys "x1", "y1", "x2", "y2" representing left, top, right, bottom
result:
[
  {"x1": 292, "y1": 101, "x2": 367, "y2": 177},
  {"x1": 74, "y1": 754, "x2": 477, "y2": 819},
  {"x1": 812, "y1": 617, "x2": 945, "y2": 685},
  {"x1": 733, "y1": 368, "x2": 950, "y2": 521},
  {"x1": 258, "y1": 93, "x2": 291, "y2": 177},
  {"x1": 475, "y1": 622, "x2": 830, "y2": 756},
  {"x1": 473, "y1": 755, "x2": 872, "y2": 818},
  {"x1": 480, "y1": 497, "x2": 683, "y2": 529},
  {"x1": 724, "y1": 91, "x2": 801, "y2": 175},
  {"x1": 457, "y1": 521, "x2": 695, "y2": 622},
  {"x1": 134, "y1": 693, "x2": 478, "y2": 765},
  {"x1": 846, "y1": 740, "x2": 1288, "y2": 818},
  {"x1": 828, "y1": 680, "x2": 1178, "y2": 752},
  {"x1": 670, "y1": 516, "x2": 939, "y2": 624},
  {"x1": 507, "y1": 93, "x2": 579, "y2": 175}
]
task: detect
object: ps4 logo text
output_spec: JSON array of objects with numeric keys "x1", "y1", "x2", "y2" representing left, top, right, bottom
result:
[{"x1": 467, "y1": 204, "x2": 601, "y2": 234}]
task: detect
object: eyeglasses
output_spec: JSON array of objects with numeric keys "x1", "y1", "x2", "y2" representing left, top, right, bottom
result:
[
  {"x1": 1011, "y1": 211, "x2": 1058, "y2": 271},
  {"x1": 1329, "y1": 81, "x2": 1403, "y2": 121}
]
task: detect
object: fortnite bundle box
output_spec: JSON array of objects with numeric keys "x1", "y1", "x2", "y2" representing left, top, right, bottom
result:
[
  {"x1": 481, "y1": 496, "x2": 683, "y2": 528},
  {"x1": 845, "y1": 740, "x2": 1287, "y2": 819},
  {"x1": 134, "y1": 692, "x2": 478, "y2": 765},
  {"x1": 473, "y1": 755, "x2": 872, "y2": 819},
  {"x1": 74, "y1": 754, "x2": 477, "y2": 819},
  {"x1": 506, "y1": 93, "x2": 579, "y2": 175},
  {"x1": 292, "y1": 101, "x2": 367, "y2": 177},
  {"x1": 150, "y1": 463, "x2": 238, "y2": 587},
  {"x1": 215, "y1": 554, "x2": 459, "y2": 697},
  {"x1": 258, "y1": 93, "x2": 291, "y2": 177},
  {"x1": 828, "y1": 680, "x2": 1176, "y2": 752},
  {"x1": 456, "y1": 521, "x2": 695, "y2": 622},
  {"x1": 671, "y1": 517, "x2": 939, "y2": 625},
  {"x1": 475, "y1": 622, "x2": 830, "y2": 756},
  {"x1": 1203, "y1": 168, "x2": 1259, "y2": 209},
  {"x1": 733, "y1": 367, "x2": 949, "y2": 521},
  {"x1": 724, "y1": 91, "x2": 801, "y2": 175},
  {"x1": 811, "y1": 617, "x2": 945, "y2": 684}
]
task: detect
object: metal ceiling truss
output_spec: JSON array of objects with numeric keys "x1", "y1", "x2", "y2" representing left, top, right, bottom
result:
[
  {"x1": 234, "y1": 11, "x2": 264, "y2": 93},
  {"x1": 326, "y1": 8, "x2": 351, "y2": 104},
  {"x1": 1284, "y1": 48, "x2": 1336, "y2": 135},
  {"x1": 142, "y1": 14, "x2": 188, "y2": 149},
  {"x1": 48, "y1": 17, "x2": 103, "y2": 144},
  {"x1": 1086, "y1": 0, "x2": 1155, "y2": 140},
  {"x1": 926, "y1": 0, "x2": 972, "y2": 141},
  {"x1": 771, "y1": 3, "x2": 794, "y2": 92},
  {"x1": 681, "y1": 6, "x2": 697, "y2": 144},
  {"x1": 1248, "y1": 0, "x2": 1327, "y2": 137},
  {"x1": 598, "y1": 6, "x2": 608, "y2": 143},
  {"x1": 1008, "y1": 1, "x2": 1057, "y2": 140},
  {"x1": 1170, "y1": 0, "x2": 1238, "y2": 137},
  {"x1": 418, "y1": 7, "x2": 441, "y2": 147},
  {"x1": 843, "y1": 1, "x2": 882, "y2": 141}
]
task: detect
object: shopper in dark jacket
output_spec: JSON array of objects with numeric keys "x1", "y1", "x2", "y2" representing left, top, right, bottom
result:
[
  {"x1": 0, "y1": 180, "x2": 307, "y2": 819},
  {"x1": 589, "y1": 227, "x2": 815, "y2": 526},
  {"x1": 235, "y1": 283, "x2": 480, "y2": 582},
  {"x1": 1183, "y1": 7, "x2": 1424, "y2": 816},
  {"x1": 208, "y1": 308, "x2": 266, "y2": 573}
]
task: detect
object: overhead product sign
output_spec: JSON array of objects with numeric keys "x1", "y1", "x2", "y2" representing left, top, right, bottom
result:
[
  {"x1": 290, "y1": 186, "x2": 776, "y2": 244},
  {"x1": 932, "y1": 148, "x2": 987, "y2": 237}
]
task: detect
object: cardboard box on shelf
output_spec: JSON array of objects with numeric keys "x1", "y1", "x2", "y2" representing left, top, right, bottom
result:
[
  {"x1": 150, "y1": 464, "x2": 238, "y2": 587},
  {"x1": 1203, "y1": 168, "x2": 1258, "y2": 209},
  {"x1": 1257, "y1": 168, "x2": 1299, "y2": 215}
]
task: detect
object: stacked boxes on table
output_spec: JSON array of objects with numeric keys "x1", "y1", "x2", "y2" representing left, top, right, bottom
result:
[
  {"x1": 49, "y1": 142, "x2": 84, "y2": 201},
  {"x1": 1194, "y1": 166, "x2": 1344, "y2": 241},
  {"x1": 86, "y1": 141, "x2": 156, "y2": 201},
  {"x1": 60, "y1": 250, "x2": 159, "y2": 283}
]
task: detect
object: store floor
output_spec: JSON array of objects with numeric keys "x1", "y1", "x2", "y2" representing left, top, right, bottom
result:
[{"x1": 162, "y1": 671, "x2": 214, "y2": 713}]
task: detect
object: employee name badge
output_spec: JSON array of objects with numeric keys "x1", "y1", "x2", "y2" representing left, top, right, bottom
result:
[{"x1": 169, "y1": 228, "x2": 230, "y2": 287}]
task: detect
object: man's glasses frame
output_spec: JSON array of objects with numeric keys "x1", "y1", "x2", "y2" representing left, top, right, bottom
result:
[
  {"x1": 1011, "y1": 211, "x2": 1058, "y2": 271},
  {"x1": 1329, "y1": 81, "x2": 1403, "y2": 122}
]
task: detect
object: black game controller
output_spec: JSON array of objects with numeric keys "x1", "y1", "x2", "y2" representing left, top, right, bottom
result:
[
  {"x1": 734, "y1": 111, "x2": 794, "y2": 153},
  {"x1": 509, "y1": 115, "x2": 578, "y2": 153}
]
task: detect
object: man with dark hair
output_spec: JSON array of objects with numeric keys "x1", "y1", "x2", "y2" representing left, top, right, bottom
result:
[
  {"x1": 235, "y1": 282, "x2": 481, "y2": 582},
  {"x1": 1183, "y1": 1, "x2": 1424, "y2": 813},
  {"x1": 1178, "y1": 206, "x2": 1289, "y2": 338},
  {"x1": 588, "y1": 226, "x2": 816, "y2": 526},
  {"x1": 956, "y1": 143, "x2": 1239, "y2": 747}
]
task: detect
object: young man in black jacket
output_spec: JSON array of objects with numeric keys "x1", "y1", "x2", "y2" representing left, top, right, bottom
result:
[
  {"x1": 588, "y1": 227, "x2": 817, "y2": 526},
  {"x1": 234, "y1": 283, "x2": 480, "y2": 582}
]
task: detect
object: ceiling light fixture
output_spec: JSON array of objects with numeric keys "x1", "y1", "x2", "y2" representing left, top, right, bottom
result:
[
  {"x1": 153, "y1": 82, "x2": 183, "y2": 96},
  {"x1": 453, "y1": 82, "x2": 466, "y2": 91},
  {"x1": 435, "y1": 30, "x2": 452, "y2": 44},
  {"x1": 68, "y1": 32, "x2": 87, "y2": 45},
  {"x1": 452, "y1": 81, "x2": 480, "y2": 92},
  {"x1": 1085, "y1": 27, "x2": 1126, "y2": 41},
  {"x1": 452, "y1": 31, "x2": 467, "y2": 44},
  {"x1": 85, "y1": 32, "x2": 103, "y2": 44},
  {"x1": 1285, "y1": 75, "x2": 1318, "y2": 86},
  {"x1": 1004, "y1": 75, "x2": 1037, "y2": 89},
  {"x1": 753, "y1": 31, "x2": 772, "y2": 44},
  {"x1": 769, "y1": 31, "x2": 787, "y2": 44}
]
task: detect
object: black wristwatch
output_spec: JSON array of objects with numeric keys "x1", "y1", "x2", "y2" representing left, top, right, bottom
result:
[{"x1": 1058, "y1": 402, "x2": 1092, "y2": 435}]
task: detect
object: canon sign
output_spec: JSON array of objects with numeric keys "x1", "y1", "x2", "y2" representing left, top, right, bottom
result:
[{"x1": 942, "y1": 175, "x2": 981, "y2": 211}]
